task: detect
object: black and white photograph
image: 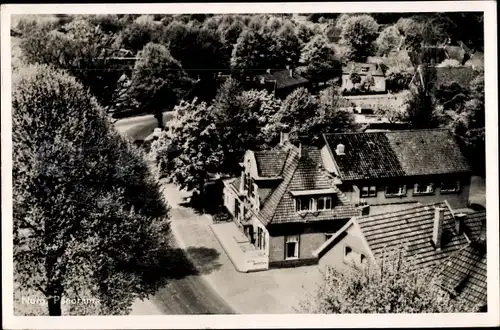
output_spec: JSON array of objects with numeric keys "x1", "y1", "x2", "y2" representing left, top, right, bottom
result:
[{"x1": 1, "y1": 2, "x2": 498, "y2": 328}]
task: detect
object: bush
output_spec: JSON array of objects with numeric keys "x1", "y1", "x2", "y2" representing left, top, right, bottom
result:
[{"x1": 386, "y1": 70, "x2": 414, "y2": 93}]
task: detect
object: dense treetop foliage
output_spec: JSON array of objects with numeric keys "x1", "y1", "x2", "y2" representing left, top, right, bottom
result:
[
  {"x1": 13, "y1": 65, "x2": 171, "y2": 315},
  {"x1": 300, "y1": 248, "x2": 481, "y2": 313}
]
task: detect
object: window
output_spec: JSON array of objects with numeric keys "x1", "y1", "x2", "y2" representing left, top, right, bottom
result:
[
  {"x1": 257, "y1": 227, "x2": 265, "y2": 250},
  {"x1": 361, "y1": 67, "x2": 369, "y2": 73},
  {"x1": 285, "y1": 235, "x2": 299, "y2": 260},
  {"x1": 414, "y1": 182, "x2": 435, "y2": 195},
  {"x1": 441, "y1": 180, "x2": 461, "y2": 193},
  {"x1": 235, "y1": 199, "x2": 240, "y2": 220},
  {"x1": 243, "y1": 173, "x2": 249, "y2": 192},
  {"x1": 361, "y1": 185, "x2": 377, "y2": 197},
  {"x1": 249, "y1": 179, "x2": 255, "y2": 198},
  {"x1": 344, "y1": 245, "x2": 366, "y2": 266},
  {"x1": 385, "y1": 184, "x2": 406, "y2": 197},
  {"x1": 296, "y1": 197, "x2": 316, "y2": 212},
  {"x1": 317, "y1": 196, "x2": 332, "y2": 211}
]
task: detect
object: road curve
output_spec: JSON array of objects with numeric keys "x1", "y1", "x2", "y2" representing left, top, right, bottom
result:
[{"x1": 113, "y1": 111, "x2": 175, "y2": 141}]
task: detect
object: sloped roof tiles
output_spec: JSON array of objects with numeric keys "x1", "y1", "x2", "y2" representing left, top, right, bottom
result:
[
  {"x1": 257, "y1": 145, "x2": 359, "y2": 226},
  {"x1": 440, "y1": 241, "x2": 487, "y2": 308},
  {"x1": 356, "y1": 202, "x2": 469, "y2": 270},
  {"x1": 324, "y1": 129, "x2": 471, "y2": 181}
]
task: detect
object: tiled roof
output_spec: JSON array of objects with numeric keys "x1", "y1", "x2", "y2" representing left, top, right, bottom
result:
[
  {"x1": 386, "y1": 129, "x2": 471, "y2": 176},
  {"x1": 256, "y1": 70, "x2": 309, "y2": 90},
  {"x1": 253, "y1": 150, "x2": 290, "y2": 177},
  {"x1": 357, "y1": 202, "x2": 469, "y2": 270},
  {"x1": 440, "y1": 243, "x2": 487, "y2": 308},
  {"x1": 323, "y1": 129, "x2": 471, "y2": 181},
  {"x1": 258, "y1": 145, "x2": 359, "y2": 225},
  {"x1": 258, "y1": 187, "x2": 274, "y2": 204},
  {"x1": 463, "y1": 211, "x2": 486, "y2": 242},
  {"x1": 323, "y1": 132, "x2": 406, "y2": 180},
  {"x1": 343, "y1": 63, "x2": 385, "y2": 77}
]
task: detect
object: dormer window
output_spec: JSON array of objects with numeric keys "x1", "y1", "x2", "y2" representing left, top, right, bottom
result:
[
  {"x1": 295, "y1": 195, "x2": 333, "y2": 213},
  {"x1": 296, "y1": 196, "x2": 315, "y2": 212},
  {"x1": 361, "y1": 67, "x2": 369, "y2": 73},
  {"x1": 317, "y1": 196, "x2": 332, "y2": 210}
]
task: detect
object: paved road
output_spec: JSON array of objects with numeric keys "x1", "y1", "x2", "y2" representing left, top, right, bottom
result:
[
  {"x1": 150, "y1": 262, "x2": 234, "y2": 314},
  {"x1": 121, "y1": 113, "x2": 234, "y2": 315},
  {"x1": 113, "y1": 111, "x2": 175, "y2": 141}
]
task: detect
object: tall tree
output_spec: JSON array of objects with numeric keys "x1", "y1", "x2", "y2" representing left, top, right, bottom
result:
[
  {"x1": 448, "y1": 72, "x2": 485, "y2": 175},
  {"x1": 404, "y1": 84, "x2": 439, "y2": 129},
  {"x1": 19, "y1": 18, "x2": 124, "y2": 108},
  {"x1": 299, "y1": 34, "x2": 342, "y2": 86},
  {"x1": 271, "y1": 22, "x2": 302, "y2": 68},
  {"x1": 375, "y1": 25, "x2": 403, "y2": 56},
  {"x1": 13, "y1": 65, "x2": 170, "y2": 316},
  {"x1": 212, "y1": 79, "x2": 281, "y2": 173},
  {"x1": 396, "y1": 18, "x2": 424, "y2": 52},
  {"x1": 218, "y1": 19, "x2": 245, "y2": 67},
  {"x1": 117, "y1": 15, "x2": 163, "y2": 54},
  {"x1": 300, "y1": 248, "x2": 481, "y2": 313},
  {"x1": 230, "y1": 28, "x2": 272, "y2": 76},
  {"x1": 340, "y1": 15, "x2": 379, "y2": 62},
  {"x1": 129, "y1": 42, "x2": 193, "y2": 128},
  {"x1": 163, "y1": 21, "x2": 227, "y2": 80},
  {"x1": 265, "y1": 87, "x2": 355, "y2": 145},
  {"x1": 149, "y1": 99, "x2": 224, "y2": 196}
]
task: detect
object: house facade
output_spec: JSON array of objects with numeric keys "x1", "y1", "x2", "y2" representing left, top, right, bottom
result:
[
  {"x1": 314, "y1": 202, "x2": 469, "y2": 270},
  {"x1": 223, "y1": 135, "x2": 360, "y2": 269},
  {"x1": 320, "y1": 129, "x2": 472, "y2": 215},
  {"x1": 313, "y1": 203, "x2": 487, "y2": 310},
  {"x1": 341, "y1": 63, "x2": 386, "y2": 93}
]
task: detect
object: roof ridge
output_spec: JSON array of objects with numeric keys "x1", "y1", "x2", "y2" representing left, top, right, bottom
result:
[
  {"x1": 268, "y1": 151, "x2": 300, "y2": 224},
  {"x1": 257, "y1": 148, "x2": 300, "y2": 225},
  {"x1": 278, "y1": 148, "x2": 292, "y2": 176}
]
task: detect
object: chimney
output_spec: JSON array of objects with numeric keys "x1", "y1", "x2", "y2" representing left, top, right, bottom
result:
[
  {"x1": 432, "y1": 207, "x2": 445, "y2": 249},
  {"x1": 335, "y1": 143, "x2": 345, "y2": 156},
  {"x1": 289, "y1": 68, "x2": 293, "y2": 78},
  {"x1": 266, "y1": 68, "x2": 271, "y2": 74},
  {"x1": 455, "y1": 213, "x2": 466, "y2": 235},
  {"x1": 280, "y1": 131, "x2": 290, "y2": 145}
]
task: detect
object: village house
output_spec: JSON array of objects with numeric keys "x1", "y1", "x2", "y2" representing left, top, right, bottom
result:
[
  {"x1": 313, "y1": 202, "x2": 487, "y2": 310},
  {"x1": 341, "y1": 62, "x2": 386, "y2": 93},
  {"x1": 320, "y1": 129, "x2": 472, "y2": 215},
  {"x1": 222, "y1": 133, "x2": 360, "y2": 270},
  {"x1": 253, "y1": 67, "x2": 310, "y2": 99}
]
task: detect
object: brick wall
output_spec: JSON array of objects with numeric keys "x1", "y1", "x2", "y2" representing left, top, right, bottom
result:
[
  {"x1": 267, "y1": 220, "x2": 349, "y2": 267},
  {"x1": 340, "y1": 174, "x2": 471, "y2": 212}
]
